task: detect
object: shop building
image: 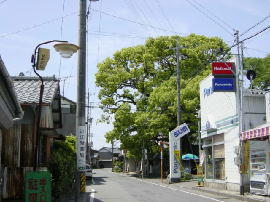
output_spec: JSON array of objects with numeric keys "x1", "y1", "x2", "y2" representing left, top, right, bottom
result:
[
  {"x1": 240, "y1": 92, "x2": 270, "y2": 195},
  {"x1": 200, "y1": 75, "x2": 266, "y2": 191}
]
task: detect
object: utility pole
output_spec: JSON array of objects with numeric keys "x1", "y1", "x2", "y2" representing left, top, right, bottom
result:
[
  {"x1": 173, "y1": 42, "x2": 182, "y2": 178},
  {"x1": 235, "y1": 30, "x2": 244, "y2": 195},
  {"x1": 75, "y1": 0, "x2": 87, "y2": 201}
]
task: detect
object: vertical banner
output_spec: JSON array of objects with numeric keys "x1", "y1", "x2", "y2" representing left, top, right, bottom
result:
[
  {"x1": 169, "y1": 131, "x2": 181, "y2": 181},
  {"x1": 77, "y1": 126, "x2": 86, "y2": 171},
  {"x1": 169, "y1": 123, "x2": 190, "y2": 182}
]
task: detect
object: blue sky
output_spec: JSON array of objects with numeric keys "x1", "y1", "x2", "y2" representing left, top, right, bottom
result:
[{"x1": 0, "y1": 0, "x2": 269, "y2": 149}]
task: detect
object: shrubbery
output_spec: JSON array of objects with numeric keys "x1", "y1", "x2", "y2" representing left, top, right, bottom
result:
[
  {"x1": 112, "y1": 160, "x2": 123, "y2": 172},
  {"x1": 48, "y1": 136, "x2": 76, "y2": 197}
]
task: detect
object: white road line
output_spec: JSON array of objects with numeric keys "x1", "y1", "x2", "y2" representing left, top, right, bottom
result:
[
  {"x1": 90, "y1": 189, "x2": 95, "y2": 202},
  {"x1": 133, "y1": 178, "x2": 223, "y2": 202}
]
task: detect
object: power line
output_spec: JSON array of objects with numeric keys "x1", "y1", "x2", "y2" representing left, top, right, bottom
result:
[
  {"x1": 232, "y1": 25, "x2": 270, "y2": 48},
  {"x1": 90, "y1": 8, "x2": 182, "y2": 35},
  {"x1": 191, "y1": 0, "x2": 235, "y2": 31},
  {"x1": 0, "y1": 11, "x2": 78, "y2": 38},
  {"x1": 142, "y1": 0, "x2": 165, "y2": 33},
  {"x1": 184, "y1": 0, "x2": 233, "y2": 36},
  {"x1": 88, "y1": 31, "x2": 148, "y2": 39},
  {"x1": 245, "y1": 47, "x2": 269, "y2": 55},
  {"x1": 97, "y1": 0, "x2": 102, "y2": 63},
  {"x1": 240, "y1": 13, "x2": 270, "y2": 37},
  {"x1": 125, "y1": 0, "x2": 159, "y2": 35},
  {"x1": 130, "y1": 0, "x2": 161, "y2": 35},
  {"x1": 154, "y1": 0, "x2": 176, "y2": 33},
  {"x1": 58, "y1": 0, "x2": 67, "y2": 79}
]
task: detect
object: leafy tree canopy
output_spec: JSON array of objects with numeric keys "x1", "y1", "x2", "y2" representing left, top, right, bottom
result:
[
  {"x1": 244, "y1": 55, "x2": 270, "y2": 89},
  {"x1": 96, "y1": 34, "x2": 230, "y2": 158}
]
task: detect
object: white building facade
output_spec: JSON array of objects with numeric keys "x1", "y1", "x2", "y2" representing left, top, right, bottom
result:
[{"x1": 200, "y1": 75, "x2": 266, "y2": 191}]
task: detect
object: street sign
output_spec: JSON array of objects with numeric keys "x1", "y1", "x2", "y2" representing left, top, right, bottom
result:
[
  {"x1": 212, "y1": 62, "x2": 235, "y2": 76},
  {"x1": 36, "y1": 48, "x2": 50, "y2": 70},
  {"x1": 24, "y1": 171, "x2": 51, "y2": 202},
  {"x1": 77, "y1": 126, "x2": 86, "y2": 171},
  {"x1": 212, "y1": 78, "x2": 236, "y2": 92},
  {"x1": 171, "y1": 123, "x2": 190, "y2": 140}
]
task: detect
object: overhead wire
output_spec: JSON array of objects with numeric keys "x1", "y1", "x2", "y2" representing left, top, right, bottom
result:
[
  {"x1": 245, "y1": 47, "x2": 269, "y2": 55},
  {"x1": 154, "y1": 0, "x2": 176, "y2": 34},
  {"x1": 184, "y1": 0, "x2": 234, "y2": 36},
  {"x1": 90, "y1": 8, "x2": 181, "y2": 35},
  {"x1": 142, "y1": 0, "x2": 165, "y2": 34},
  {"x1": 58, "y1": 0, "x2": 66, "y2": 79},
  {"x1": 88, "y1": 31, "x2": 148, "y2": 39},
  {"x1": 97, "y1": 0, "x2": 102, "y2": 63},
  {"x1": 128, "y1": 0, "x2": 157, "y2": 35},
  {"x1": 86, "y1": 0, "x2": 93, "y2": 92},
  {"x1": 240, "y1": 13, "x2": 270, "y2": 37},
  {"x1": 0, "y1": 11, "x2": 78, "y2": 38},
  {"x1": 125, "y1": 0, "x2": 161, "y2": 37},
  {"x1": 231, "y1": 25, "x2": 270, "y2": 48},
  {"x1": 191, "y1": 0, "x2": 235, "y2": 32}
]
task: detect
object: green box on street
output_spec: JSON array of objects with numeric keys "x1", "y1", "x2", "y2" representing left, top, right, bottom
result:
[{"x1": 24, "y1": 171, "x2": 51, "y2": 202}]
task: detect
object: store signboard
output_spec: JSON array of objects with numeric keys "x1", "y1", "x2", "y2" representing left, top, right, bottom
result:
[
  {"x1": 77, "y1": 126, "x2": 86, "y2": 171},
  {"x1": 36, "y1": 48, "x2": 50, "y2": 70},
  {"x1": 212, "y1": 78, "x2": 236, "y2": 92},
  {"x1": 24, "y1": 171, "x2": 51, "y2": 202},
  {"x1": 212, "y1": 62, "x2": 235, "y2": 76}
]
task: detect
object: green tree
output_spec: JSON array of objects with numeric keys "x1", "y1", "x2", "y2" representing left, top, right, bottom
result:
[
  {"x1": 244, "y1": 55, "x2": 270, "y2": 89},
  {"x1": 96, "y1": 34, "x2": 230, "y2": 158}
]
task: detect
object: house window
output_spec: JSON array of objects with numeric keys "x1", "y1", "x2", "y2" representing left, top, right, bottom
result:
[{"x1": 203, "y1": 134, "x2": 225, "y2": 180}]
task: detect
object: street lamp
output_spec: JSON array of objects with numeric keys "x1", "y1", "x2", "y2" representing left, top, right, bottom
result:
[{"x1": 31, "y1": 40, "x2": 79, "y2": 171}]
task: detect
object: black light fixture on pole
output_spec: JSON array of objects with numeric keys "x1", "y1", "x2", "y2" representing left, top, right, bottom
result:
[{"x1": 31, "y1": 40, "x2": 79, "y2": 171}]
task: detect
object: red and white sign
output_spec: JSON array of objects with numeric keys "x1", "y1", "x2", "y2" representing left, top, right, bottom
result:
[
  {"x1": 212, "y1": 62, "x2": 235, "y2": 76},
  {"x1": 241, "y1": 124, "x2": 270, "y2": 140}
]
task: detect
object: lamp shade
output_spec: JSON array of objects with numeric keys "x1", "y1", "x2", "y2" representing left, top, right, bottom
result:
[{"x1": 53, "y1": 43, "x2": 79, "y2": 58}]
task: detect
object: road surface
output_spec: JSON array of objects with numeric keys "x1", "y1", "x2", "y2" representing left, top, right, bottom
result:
[{"x1": 87, "y1": 168, "x2": 242, "y2": 202}]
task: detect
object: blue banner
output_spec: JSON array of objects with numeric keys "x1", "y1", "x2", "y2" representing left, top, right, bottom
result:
[{"x1": 212, "y1": 78, "x2": 235, "y2": 92}]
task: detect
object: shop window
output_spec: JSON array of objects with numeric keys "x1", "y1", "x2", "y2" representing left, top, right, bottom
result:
[
  {"x1": 205, "y1": 146, "x2": 213, "y2": 179},
  {"x1": 203, "y1": 134, "x2": 225, "y2": 180},
  {"x1": 214, "y1": 144, "x2": 225, "y2": 180}
]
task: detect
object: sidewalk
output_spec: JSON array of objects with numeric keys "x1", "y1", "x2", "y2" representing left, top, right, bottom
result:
[{"x1": 124, "y1": 172, "x2": 270, "y2": 202}]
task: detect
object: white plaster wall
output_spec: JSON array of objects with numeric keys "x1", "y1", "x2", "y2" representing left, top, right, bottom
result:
[
  {"x1": 224, "y1": 127, "x2": 240, "y2": 184},
  {"x1": 265, "y1": 93, "x2": 270, "y2": 123},
  {"x1": 200, "y1": 75, "x2": 236, "y2": 138}
]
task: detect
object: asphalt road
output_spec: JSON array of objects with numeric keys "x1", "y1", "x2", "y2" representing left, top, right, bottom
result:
[{"x1": 87, "y1": 168, "x2": 242, "y2": 202}]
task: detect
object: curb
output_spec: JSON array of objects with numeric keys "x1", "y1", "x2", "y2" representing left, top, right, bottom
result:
[
  {"x1": 120, "y1": 172, "x2": 267, "y2": 202},
  {"x1": 192, "y1": 186, "x2": 265, "y2": 202}
]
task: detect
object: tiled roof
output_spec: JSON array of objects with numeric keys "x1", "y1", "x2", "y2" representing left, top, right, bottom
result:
[{"x1": 12, "y1": 76, "x2": 59, "y2": 104}]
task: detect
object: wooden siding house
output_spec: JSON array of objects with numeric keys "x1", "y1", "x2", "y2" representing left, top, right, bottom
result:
[
  {"x1": 1, "y1": 75, "x2": 62, "y2": 200},
  {"x1": 0, "y1": 57, "x2": 24, "y2": 200}
]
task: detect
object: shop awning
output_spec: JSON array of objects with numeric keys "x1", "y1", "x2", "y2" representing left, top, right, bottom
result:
[{"x1": 241, "y1": 123, "x2": 270, "y2": 140}]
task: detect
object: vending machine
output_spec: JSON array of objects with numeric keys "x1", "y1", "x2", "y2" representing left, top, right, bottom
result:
[{"x1": 250, "y1": 140, "x2": 270, "y2": 195}]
